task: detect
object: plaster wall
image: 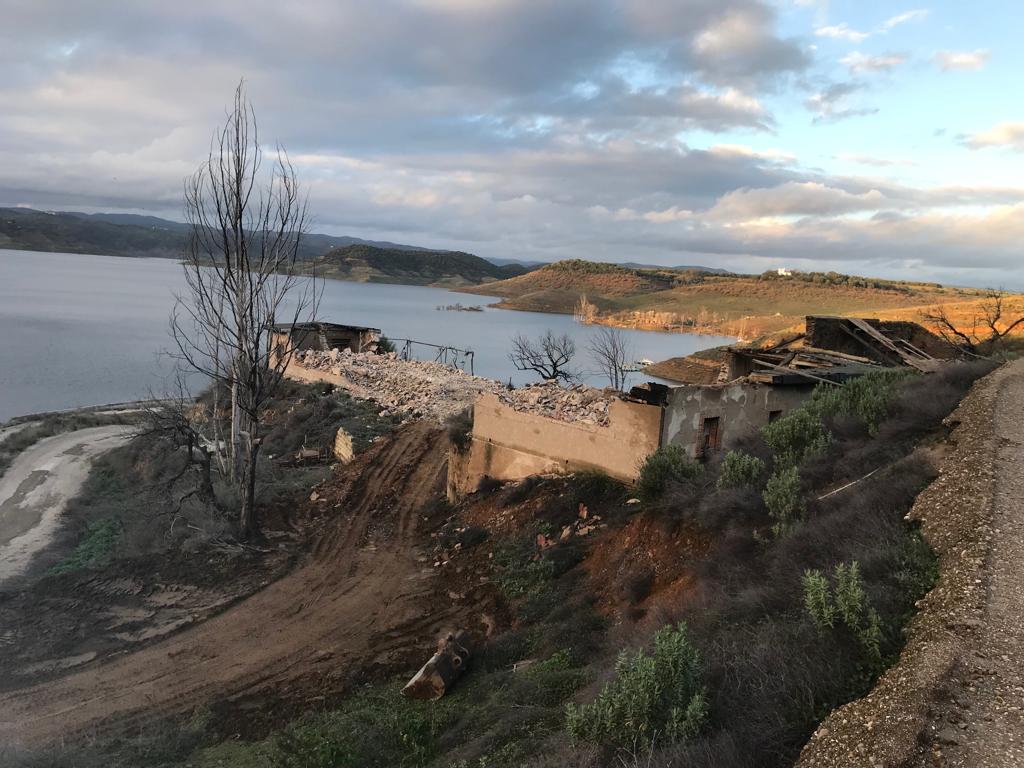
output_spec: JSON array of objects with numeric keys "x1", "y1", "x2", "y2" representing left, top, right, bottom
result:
[
  {"x1": 662, "y1": 382, "x2": 812, "y2": 456},
  {"x1": 448, "y1": 392, "x2": 662, "y2": 498}
]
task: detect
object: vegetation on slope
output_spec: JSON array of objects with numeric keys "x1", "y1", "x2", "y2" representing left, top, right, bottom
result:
[
  {"x1": 0, "y1": 207, "x2": 188, "y2": 259},
  {"x1": 313, "y1": 244, "x2": 531, "y2": 287},
  {"x1": 22, "y1": 363, "x2": 996, "y2": 768},
  {"x1": 464, "y1": 258, "x2": 1015, "y2": 341},
  {"x1": 0, "y1": 209, "x2": 529, "y2": 287}
]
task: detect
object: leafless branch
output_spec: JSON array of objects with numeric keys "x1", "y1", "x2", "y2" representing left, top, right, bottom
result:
[
  {"x1": 509, "y1": 330, "x2": 578, "y2": 383},
  {"x1": 588, "y1": 326, "x2": 633, "y2": 391}
]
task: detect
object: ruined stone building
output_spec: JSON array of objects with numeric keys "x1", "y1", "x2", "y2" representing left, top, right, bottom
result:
[
  {"x1": 270, "y1": 322, "x2": 381, "y2": 358},
  {"x1": 447, "y1": 316, "x2": 953, "y2": 498}
]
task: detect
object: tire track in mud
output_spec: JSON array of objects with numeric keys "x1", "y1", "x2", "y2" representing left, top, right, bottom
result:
[{"x1": 0, "y1": 421, "x2": 466, "y2": 750}]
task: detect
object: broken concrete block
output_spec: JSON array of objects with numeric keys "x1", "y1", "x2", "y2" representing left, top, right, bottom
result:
[{"x1": 334, "y1": 427, "x2": 354, "y2": 464}]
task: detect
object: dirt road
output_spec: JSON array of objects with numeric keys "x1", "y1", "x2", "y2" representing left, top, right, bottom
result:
[
  {"x1": 0, "y1": 422, "x2": 482, "y2": 751},
  {"x1": 0, "y1": 425, "x2": 134, "y2": 584}
]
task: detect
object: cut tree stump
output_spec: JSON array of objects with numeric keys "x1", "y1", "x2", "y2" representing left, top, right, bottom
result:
[{"x1": 401, "y1": 630, "x2": 472, "y2": 700}]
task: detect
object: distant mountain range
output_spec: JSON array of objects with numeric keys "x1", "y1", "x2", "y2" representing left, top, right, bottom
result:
[
  {"x1": 0, "y1": 207, "x2": 445, "y2": 262},
  {"x1": 0, "y1": 206, "x2": 730, "y2": 285}
]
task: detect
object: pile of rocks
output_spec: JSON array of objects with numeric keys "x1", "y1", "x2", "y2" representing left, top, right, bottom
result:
[
  {"x1": 496, "y1": 382, "x2": 616, "y2": 426},
  {"x1": 294, "y1": 349, "x2": 502, "y2": 421}
]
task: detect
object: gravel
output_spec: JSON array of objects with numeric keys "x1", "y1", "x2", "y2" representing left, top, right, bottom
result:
[{"x1": 295, "y1": 349, "x2": 504, "y2": 422}]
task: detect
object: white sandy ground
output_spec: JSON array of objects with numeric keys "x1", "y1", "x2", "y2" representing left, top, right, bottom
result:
[{"x1": 0, "y1": 426, "x2": 134, "y2": 584}]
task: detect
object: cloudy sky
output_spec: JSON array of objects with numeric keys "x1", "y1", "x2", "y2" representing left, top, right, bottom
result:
[{"x1": 2, "y1": 1, "x2": 1023, "y2": 286}]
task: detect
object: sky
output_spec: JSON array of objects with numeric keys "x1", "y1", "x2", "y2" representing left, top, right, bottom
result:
[{"x1": 2, "y1": 0, "x2": 1023, "y2": 286}]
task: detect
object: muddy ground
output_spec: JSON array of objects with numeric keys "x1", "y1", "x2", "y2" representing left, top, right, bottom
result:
[{"x1": 0, "y1": 422, "x2": 503, "y2": 751}]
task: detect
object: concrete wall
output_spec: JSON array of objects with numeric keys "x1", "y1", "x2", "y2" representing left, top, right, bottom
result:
[
  {"x1": 448, "y1": 392, "x2": 662, "y2": 498},
  {"x1": 662, "y1": 382, "x2": 812, "y2": 456}
]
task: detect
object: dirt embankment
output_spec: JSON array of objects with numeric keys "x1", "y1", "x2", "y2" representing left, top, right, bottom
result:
[
  {"x1": 0, "y1": 422, "x2": 498, "y2": 752},
  {"x1": 797, "y1": 360, "x2": 1024, "y2": 767}
]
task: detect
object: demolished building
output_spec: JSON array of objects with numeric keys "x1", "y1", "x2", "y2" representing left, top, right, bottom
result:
[
  {"x1": 448, "y1": 316, "x2": 953, "y2": 498},
  {"x1": 270, "y1": 322, "x2": 382, "y2": 357}
]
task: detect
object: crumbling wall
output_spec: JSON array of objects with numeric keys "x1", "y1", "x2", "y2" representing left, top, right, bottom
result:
[
  {"x1": 448, "y1": 392, "x2": 662, "y2": 499},
  {"x1": 662, "y1": 381, "x2": 811, "y2": 456}
]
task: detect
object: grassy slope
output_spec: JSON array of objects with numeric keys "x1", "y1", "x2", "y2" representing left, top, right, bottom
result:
[
  {"x1": 463, "y1": 259, "x2": 1019, "y2": 339},
  {"x1": 314, "y1": 244, "x2": 531, "y2": 287}
]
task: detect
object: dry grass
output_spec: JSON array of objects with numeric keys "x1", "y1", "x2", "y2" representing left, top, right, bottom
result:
[{"x1": 462, "y1": 262, "x2": 1024, "y2": 343}]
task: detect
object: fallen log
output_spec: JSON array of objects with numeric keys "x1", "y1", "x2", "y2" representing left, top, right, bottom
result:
[{"x1": 402, "y1": 630, "x2": 472, "y2": 700}]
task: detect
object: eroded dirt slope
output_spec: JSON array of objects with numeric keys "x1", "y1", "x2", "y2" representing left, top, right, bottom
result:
[{"x1": 0, "y1": 422, "x2": 493, "y2": 750}]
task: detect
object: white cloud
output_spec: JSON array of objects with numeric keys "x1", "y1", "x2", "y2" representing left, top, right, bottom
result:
[
  {"x1": 709, "y1": 181, "x2": 888, "y2": 219},
  {"x1": 963, "y1": 121, "x2": 1024, "y2": 151},
  {"x1": 816, "y1": 8, "x2": 928, "y2": 44},
  {"x1": 815, "y1": 23, "x2": 870, "y2": 43},
  {"x1": 840, "y1": 52, "x2": 907, "y2": 73},
  {"x1": 880, "y1": 9, "x2": 929, "y2": 31},
  {"x1": 708, "y1": 144, "x2": 797, "y2": 163},
  {"x1": 934, "y1": 49, "x2": 991, "y2": 71}
]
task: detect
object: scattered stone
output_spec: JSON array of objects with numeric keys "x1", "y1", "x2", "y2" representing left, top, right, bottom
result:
[{"x1": 496, "y1": 382, "x2": 617, "y2": 427}]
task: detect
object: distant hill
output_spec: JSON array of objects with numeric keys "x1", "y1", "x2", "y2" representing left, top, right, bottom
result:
[
  {"x1": 314, "y1": 244, "x2": 532, "y2": 287},
  {"x1": 462, "y1": 258, "x2": 995, "y2": 339},
  {"x1": 0, "y1": 207, "x2": 447, "y2": 261}
]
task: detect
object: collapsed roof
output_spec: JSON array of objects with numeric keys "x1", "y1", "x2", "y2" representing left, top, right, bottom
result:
[{"x1": 658, "y1": 316, "x2": 949, "y2": 388}]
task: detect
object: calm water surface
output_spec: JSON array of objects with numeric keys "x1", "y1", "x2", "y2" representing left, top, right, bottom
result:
[{"x1": 0, "y1": 249, "x2": 733, "y2": 421}]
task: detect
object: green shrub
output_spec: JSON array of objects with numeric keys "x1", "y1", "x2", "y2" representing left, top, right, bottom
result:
[
  {"x1": 761, "y1": 408, "x2": 830, "y2": 468},
  {"x1": 446, "y1": 409, "x2": 474, "y2": 453},
  {"x1": 492, "y1": 540, "x2": 555, "y2": 603},
  {"x1": 637, "y1": 445, "x2": 702, "y2": 503},
  {"x1": 375, "y1": 335, "x2": 396, "y2": 355},
  {"x1": 716, "y1": 451, "x2": 766, "y2": 489},
  {"x1": 566, "y1": 623, "x2": 707, "y2": 748},
  {"x1": 808, "y1": 369, "x2": 912, "y2": 434},
  {"x1": 802, "y1": 561, "x2": 883, "y2": 662},
  {"x1": 48, "y1": 518, "x2": 122, "y2": 576},
  {"x1": 802, "y1": 570, "x2": 836, "y2": 631},
  {"x1": 762, "y1": 466, "x2": 804, "y2": 537},
  {"x1": 265, "y1": 687, "x2": 445, "y2": 768}
]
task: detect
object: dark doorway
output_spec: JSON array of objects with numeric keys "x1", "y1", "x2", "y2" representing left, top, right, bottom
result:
[{"x1": 697, "y1": 416, "x2": 721, "y2": 457}]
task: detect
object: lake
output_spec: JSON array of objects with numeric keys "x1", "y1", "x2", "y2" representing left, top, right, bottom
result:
[{"x1": 0, "y1": 249, "x2": 734, "y2": 422}]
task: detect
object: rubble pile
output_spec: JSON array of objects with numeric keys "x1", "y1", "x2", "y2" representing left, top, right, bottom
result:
[
  {"x1": 294, "y1": 349, "x2": 502, "y2": 421},
  {"x1": 496, "y1": 382, "x2": 616, "y2": 426}
]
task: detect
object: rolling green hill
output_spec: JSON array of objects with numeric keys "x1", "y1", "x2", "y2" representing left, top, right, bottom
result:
[
  {"x1": 0, "y1": 207, "x2": 533, "y2": 286},
  {"x1": 313, "y1": 244, "x2": 532, "y2": 287}
]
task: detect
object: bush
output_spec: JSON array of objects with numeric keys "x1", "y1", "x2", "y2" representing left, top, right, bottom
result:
[
  {"x1": 637, "y1": 446, "x2": 702, "y2": 503},
  {"x1": 802, "y1": 562, "x2": 883, "y2": 662},
  {"x1": 48, "y1": 518, "x2": 121, "y2": 576},
  {"x1": 447, "y1": 409, "x2": 474, "y2": 453},
  {"x1": 762, "y1": 466, "x2": 804, "y2": 537},
  {"x1": 761, "y1": 409, "x2": 829, "y2": 469},
  {"x1": 566, "y1": 623, "x2": 708, "y2": 749},
  {"x1": 716, "y1": 451, "x2": 766, "y2": 490},
  {"x1": 375, "y1": 335, "x2": 396, "y2": 355},
  {"x1": 809, "y1": 370, "x2": 912, "y2": 434}
]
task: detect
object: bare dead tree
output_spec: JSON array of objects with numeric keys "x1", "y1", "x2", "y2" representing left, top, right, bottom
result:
[
  {"x1": 921, "y1": 289, "x2": 1024, "y2": 356},
  {"x1": 170, "y1": 81, "x2": 319, "y2": 537},
  {"x1": 137, "y1": 374, "x2": 219, "y2": 517},
  {"x1": 588, "y1": 326, "x2": 633, "y2": 391},
  {"x1": 509, "y1": 330, "x2": 578, "y2": 383}
]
